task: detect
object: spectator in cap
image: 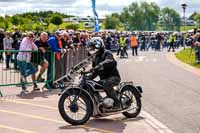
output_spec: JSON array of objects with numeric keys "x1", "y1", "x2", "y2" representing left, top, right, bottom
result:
[
  {"x1": 48, "y1": 31, "x2": 66, "y2": 60},
  {"x1": 48, "y1": 31, "x2": 67, "y2": 82}
]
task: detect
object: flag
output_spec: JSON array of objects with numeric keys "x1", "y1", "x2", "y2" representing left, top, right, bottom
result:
[{"x1": 91, "y1": 0, "x2": 100, "y2": 32}]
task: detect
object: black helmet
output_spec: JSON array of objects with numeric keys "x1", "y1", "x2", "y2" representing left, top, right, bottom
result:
[{"x1": 87, "y1": 37, "x2": 105, "y2": 55}]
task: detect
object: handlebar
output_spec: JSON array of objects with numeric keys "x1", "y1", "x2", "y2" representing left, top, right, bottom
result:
[{"x1": 70, "y1": 59, "x2": 92, "y2": 76}]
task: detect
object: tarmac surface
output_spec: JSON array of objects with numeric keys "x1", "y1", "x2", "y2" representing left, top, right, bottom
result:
[{"x1": 117, "y1": 50, "x2": 200, "y2": 133}]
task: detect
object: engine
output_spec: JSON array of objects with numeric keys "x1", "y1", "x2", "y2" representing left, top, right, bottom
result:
[{"x1": 102, "y1": 97, "x2": 114, "y2": 108}]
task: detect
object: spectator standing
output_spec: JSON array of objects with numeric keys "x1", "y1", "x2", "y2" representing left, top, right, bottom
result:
[
  {"x1": 168, "y1": 33, "x2": 176, "y2": 52},
  {"x1": 48, "y1": 31, "x2": 66, "y2": 60},
  {"x1": 0, "y1": 29, "x2": 5, "y2": 62},
  {"x1": 102, "y1": 33, "x2": 107, "y2": 47},
  {"x1": 117, "y1": 35, "x2": 128, "y2": 57},
  {"x1": 12, "y1": 27, "x2": 21, "y2": 70},
  {"x1": 17, "y1": 32, "x2": 38, "y2": 92},
  {"x1": 60, "y1": 31, "x2": 76, "y2": 75},
  {"x1": 130, "y1": 34, "x2": 138, "y2": 56},
  {"x1": 80, "y1": 32, "x2": 88, "y2": 47},
  {"x1": 73, "y1": 32, "x2": 81, "y2": 48},
  {"x1": 31, "y1": 32, "x2": 49, "y2": 90},
  {"x1": 3, "y1": 32, "x2": 13, "y2": 69},
  {"x1": 155, "y1": 33, "x2": 162, "y2": 51},
  {"x1": 106, "y1": 33, "x2": 112, "y2": 50},
  {"x1": 194, "y1": 32, "x2": 200, "y2": 64},
  {"x1": 140, "y1": 34, "x2": 146, "y2": 51},
  {"x1": 61, "y1": 31, "x2": 75, "y2": 51},
  {"x1": 48, "y1": 31, "x2": 66, "y2": 81}
]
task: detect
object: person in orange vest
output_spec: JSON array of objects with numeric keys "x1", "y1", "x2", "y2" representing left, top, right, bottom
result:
[{"x1": 130, "y1": 33, "x2": 139, "y2": 56}]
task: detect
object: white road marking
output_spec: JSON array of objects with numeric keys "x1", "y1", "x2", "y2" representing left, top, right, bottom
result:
[
  {"x1": 125, "y1": 59, "x2": 132, "y2": 63},
  {"x1": 0, "y1": 124, "x2": 35, "y2": 133},
  {"x1": 152, "y1": 58, "x2": 158, "y2": 62},
  {"x1": 135, "y1": 56, "x2": 147, "y2": 62},
  {"x1": 141, "y1": 111, "x2": 174, "y2": 133}
]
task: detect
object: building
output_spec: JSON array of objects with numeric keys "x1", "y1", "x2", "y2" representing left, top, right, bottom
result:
[
  {"x1": 63, "y1": 16, "x2": 105, "y2": 23},
  {"x1": 181, "y1": 18, "x2": 196, "y2": 26}
]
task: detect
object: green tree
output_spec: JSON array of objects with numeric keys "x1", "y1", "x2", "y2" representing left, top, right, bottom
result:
[
  {"x1": 140, "y1": 2, "x2": 160, "y2": 30},
  {"x1": 0, "y1": 22, "x2": 5, "y2": 29},
  {"x1": 189, "y1": 12, "x2": 198, "y2": 20},
  {"x1": 0, "y1": 17, "x2": 5, "y2": 29},
  {"x1": 119, "y1": 2, "x2": 160, "y2": 31},
  {"x1": 120, "y1": 3, "x2": 140, "y2": 30},
  {"x1": 4, "y1": 19, "x2": 9, "y2": 30},
  {"x1": 33, "y1": 22, "x2": 44, "y2": 32},
  {"x1": 11, "y1": 16, "x2": 21, "y2": 26},
  {"x1": 65, "y1": 23, "x2": 79, "y2": 30},
  {"x1": 194, "y1": 13, "x2": 200, "y2": 28},
  {"x1": 159, "y1": 7, "x2": 181, "y2": 31},
  {"x1": 104, "y1": 14, "x2": 123, "y2": 29},
  {"x1": 50, "y1": 14, "x2": 63, "y2": 27}
]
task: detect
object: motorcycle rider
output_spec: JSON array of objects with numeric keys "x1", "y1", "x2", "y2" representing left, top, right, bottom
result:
[{"x1": 87, "y1": 37, "x2": 121, "y2": 109}]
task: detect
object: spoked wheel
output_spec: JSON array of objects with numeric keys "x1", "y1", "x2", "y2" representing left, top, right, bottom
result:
[
  {"x1": 58, "y1": 89, "x2": 93, "y2": 125},
  {"x1": 120, "y1": 87, "x2": 141, "y2": 118}
]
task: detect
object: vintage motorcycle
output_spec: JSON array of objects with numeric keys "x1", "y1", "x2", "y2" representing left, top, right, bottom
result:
[{"x1": 57, "y1": 62, "x2": 143, "y2": 125}]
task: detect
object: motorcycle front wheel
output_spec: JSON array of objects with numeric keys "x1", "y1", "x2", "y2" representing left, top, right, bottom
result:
[
  {"x1": 58, "y1": 90, "x2": 93, "y2": 125},
  {"x1": 120, "y1": 86, "x2": 141, "y2": 118}
]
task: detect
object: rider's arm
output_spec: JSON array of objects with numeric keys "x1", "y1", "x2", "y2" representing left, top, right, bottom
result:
[
  {"x1": 89, "y1": 61, "x2": 99, "y2": 79},
  {"x1": 97, "y1": 54, "x2": 117, "y2": 70}
]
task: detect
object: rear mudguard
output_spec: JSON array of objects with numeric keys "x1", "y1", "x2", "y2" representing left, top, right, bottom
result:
[
  {"x1": 60, "y1": 87, "x2": 98, "y2": 115},
  {"x1": 120, "y1": 84, "x2": 143, "y2": 98}
]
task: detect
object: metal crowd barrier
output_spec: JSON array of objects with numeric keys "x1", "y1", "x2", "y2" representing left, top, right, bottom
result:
[
  {"x1": 0, "y1": 47, "x2": 88, "y2": 97},
  {"x1": 0, "y1": 50, "x2": 54, "y2": 95},
  {"x1": 54, "y1": 47, "x2": 88, "y2": 82}
]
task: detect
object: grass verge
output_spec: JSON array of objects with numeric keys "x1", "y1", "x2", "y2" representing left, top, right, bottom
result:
[{"x1": 176, "y1": 48, "x2": 200, "y2": 68}]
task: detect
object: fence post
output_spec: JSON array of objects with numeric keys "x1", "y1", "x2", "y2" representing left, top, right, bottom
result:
[
  {"x1": 45, "y1": 51, "x2": 55, "y2": 90},
  {"x1": 0, "y1": 90, "x2": 3, "y2": 97},
  {"x1": 66, "y1": 49, "x2": 70, "y2": 74}
]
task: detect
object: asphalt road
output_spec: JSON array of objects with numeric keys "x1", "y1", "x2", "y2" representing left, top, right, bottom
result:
[{"x1": 117, "y1": 50, "x2": 200, "y2": 133}]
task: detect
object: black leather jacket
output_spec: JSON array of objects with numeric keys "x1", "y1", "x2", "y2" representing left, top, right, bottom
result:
[{"x1": 91, "y1": 49, "x2": 121, "y2": 80}]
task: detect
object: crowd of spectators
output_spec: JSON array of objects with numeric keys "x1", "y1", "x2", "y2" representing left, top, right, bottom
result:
[{"x1": 0, "y1": 27, "x2": 199, "y2": 92}]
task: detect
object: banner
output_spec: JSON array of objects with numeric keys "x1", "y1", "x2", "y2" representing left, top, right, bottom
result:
[{"x1": 91, "y1": 0, "x2": 100, "y2": 32}]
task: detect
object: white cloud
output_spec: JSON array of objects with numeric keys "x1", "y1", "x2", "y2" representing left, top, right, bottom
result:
[{"x1": 0, "y1": 0, "x2": 199, "y2": 17}]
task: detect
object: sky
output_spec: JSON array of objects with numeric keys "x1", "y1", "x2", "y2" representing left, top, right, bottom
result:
[{"x1": 0, "y1": 0, "x2": 199, "y2": 18}]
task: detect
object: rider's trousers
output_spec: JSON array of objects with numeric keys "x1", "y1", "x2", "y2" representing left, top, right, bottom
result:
[{"x1": 98, "y1": 76, "x2": 121, "y2": 100}]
